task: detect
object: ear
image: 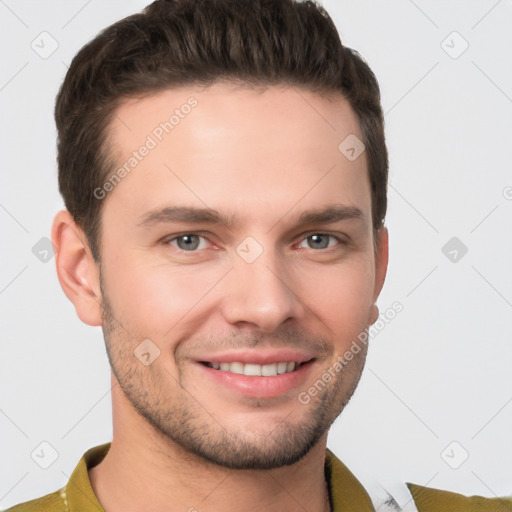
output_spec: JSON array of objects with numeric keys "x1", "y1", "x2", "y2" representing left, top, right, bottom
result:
[
  {"x1": 369, "y1": 226, "x2": 389, "y2": 325},
  {"x1": 51, "y1": 210, "x2": 103, "y2": 326}
]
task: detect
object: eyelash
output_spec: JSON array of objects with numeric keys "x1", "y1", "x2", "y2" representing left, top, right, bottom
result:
[{"x1": 163, "y1": 232, "x2": 346, "y2": 253}]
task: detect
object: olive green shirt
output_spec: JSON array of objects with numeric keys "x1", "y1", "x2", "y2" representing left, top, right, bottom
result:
[{"x1": 4, "y1": 443, "x2": 512, "y2": 511}]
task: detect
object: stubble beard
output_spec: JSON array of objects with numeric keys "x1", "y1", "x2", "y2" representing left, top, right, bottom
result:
[{"x1": 100, "y1": 287, "x2": 368, "y2": 470}]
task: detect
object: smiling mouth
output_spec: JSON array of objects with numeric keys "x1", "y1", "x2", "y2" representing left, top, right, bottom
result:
[{"x1": 200, "y1": 361, "x2": 311, "y2": 377}]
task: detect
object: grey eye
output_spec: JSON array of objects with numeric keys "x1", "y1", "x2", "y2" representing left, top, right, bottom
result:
[
  {"x1": 169, "y1": 234, "x2": 208, "y2": 251},
  {"x1": 298, "y1": 234, "x2": 338, "y2": 250}
]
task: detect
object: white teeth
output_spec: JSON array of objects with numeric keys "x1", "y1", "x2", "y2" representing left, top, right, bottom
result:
[
  {"x1": 277, "y1": 362, "x2": 288, "y2": 374},
  {"x1": 207, "y1": 361, "x2": 300, "y2": 376},
  {"x1": 244, "y1": 363, "x2": 261, "y2": 376},
  {"x1": 261, "y1": 363, "x2": 277, "y2": 376},
  {"x1": 230, "y1": 362, "x2": 244, "y2": 375}
]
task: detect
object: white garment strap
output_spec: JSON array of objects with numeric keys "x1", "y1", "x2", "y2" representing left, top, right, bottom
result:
[{"x1": 366, "y1": 483, "x2": 419, "y2": 512}]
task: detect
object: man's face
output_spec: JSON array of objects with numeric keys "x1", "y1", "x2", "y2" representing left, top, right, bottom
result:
[{"x1": 97, "y1": 83, "x2": 387, "y2": 469}]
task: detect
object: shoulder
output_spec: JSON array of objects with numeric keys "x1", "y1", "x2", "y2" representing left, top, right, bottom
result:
[
  {"x1": 407, "y1": 482, "x2": 512, "y2": 512},
  {"x1": 2, "y1": 487, "x2": 67, "y2": 512}
]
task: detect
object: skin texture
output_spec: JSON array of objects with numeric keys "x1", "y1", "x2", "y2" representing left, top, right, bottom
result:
[{"x1": 52, "y1": 82, "x2": 388, "y2": 512}]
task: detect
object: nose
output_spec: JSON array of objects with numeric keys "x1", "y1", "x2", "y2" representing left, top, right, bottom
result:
[{"x1": 221, "y1": 246, "x2": 305, "y2": 332}]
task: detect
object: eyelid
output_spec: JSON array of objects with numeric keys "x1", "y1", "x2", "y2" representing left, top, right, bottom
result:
[{"x1": 297, "y1": 230, "x2": 349, "y2": 242}]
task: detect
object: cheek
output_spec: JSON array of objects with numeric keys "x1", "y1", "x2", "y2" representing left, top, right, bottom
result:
[
  {"x1": 300, "y1": 259, "x2": 375, "y2": 342},
  {"x1": 102, "y1": 252, "x2": 227, "y2": 337}
]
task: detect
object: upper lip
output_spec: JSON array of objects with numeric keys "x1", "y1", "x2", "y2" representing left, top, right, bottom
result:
[{"x1": 195, "y1": 349, "x2": 316, "y2": 365}]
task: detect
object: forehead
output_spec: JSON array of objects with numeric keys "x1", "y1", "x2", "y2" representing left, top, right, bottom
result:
[
  {"x1": 103, "y1": 82, "x2": 370, "y2": 228},
  {"x1": 109, "y1": 82, "x2": 363, "y2": 153}
]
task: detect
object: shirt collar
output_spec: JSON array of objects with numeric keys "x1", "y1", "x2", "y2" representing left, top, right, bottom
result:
[
  {"x1": 63, "y1": 443, "x2": 108, "y2": 512},
  {"x1": 62, "y1": 443, "x2": 375, "y2": 512}
]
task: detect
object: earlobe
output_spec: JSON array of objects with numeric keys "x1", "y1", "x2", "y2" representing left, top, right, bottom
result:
[
  {"x1": 372, "y1": 226, "x2": 389, "y2": 304},
  {"x1": 367, "y1": 228, "x2": 388, "y2": 326},
  {"x1": 369, "y1": 303, "x2": 379, "y2": 325},
  {"x1": 51, "y1": 210, "x2": 103, "y2": 326}
]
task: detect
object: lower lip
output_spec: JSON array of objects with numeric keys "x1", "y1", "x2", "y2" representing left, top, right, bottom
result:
[{"x1": 197, "y1": 361, "x2": 315, "y2": 398}]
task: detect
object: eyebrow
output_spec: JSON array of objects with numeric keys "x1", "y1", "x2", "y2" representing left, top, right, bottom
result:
[{"x1": 137, "y1": 204, "x2": 365, "y2": 230}]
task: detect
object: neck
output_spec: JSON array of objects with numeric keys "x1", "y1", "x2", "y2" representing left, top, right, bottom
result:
[{"x1": 89, "y1": 381, "x2": 331, "y2": 512}]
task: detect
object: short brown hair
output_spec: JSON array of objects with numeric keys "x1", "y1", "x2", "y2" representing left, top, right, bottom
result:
[{"x1": 55, "y1": 0, "x2": 388, "y2": 262}]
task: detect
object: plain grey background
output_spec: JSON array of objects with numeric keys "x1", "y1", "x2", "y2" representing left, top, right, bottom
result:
[{"x1": 1, "y1": 0, "x2": 511, "y2": 509}]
